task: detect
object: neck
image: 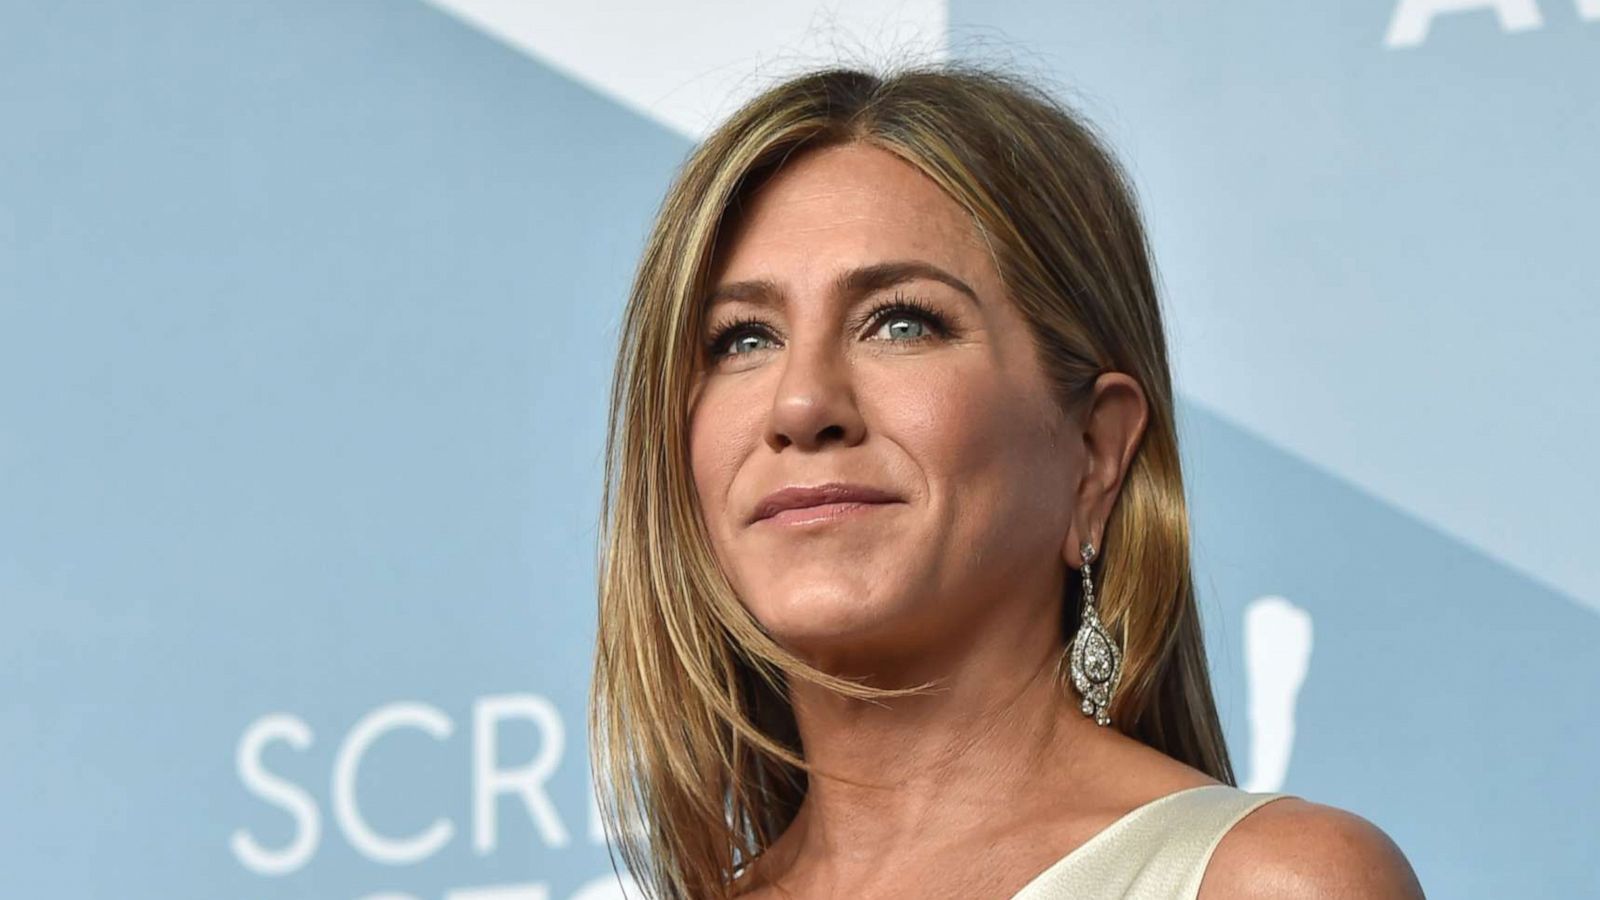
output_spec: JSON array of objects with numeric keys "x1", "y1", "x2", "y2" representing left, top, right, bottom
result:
[{"x1": 763, "y1": 592, "x2": 1100, "y2": 878}]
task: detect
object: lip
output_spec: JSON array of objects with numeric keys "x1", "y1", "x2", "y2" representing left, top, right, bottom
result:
[{"x1": 749, "y1": 482, "x2": 903, "y2": 525}]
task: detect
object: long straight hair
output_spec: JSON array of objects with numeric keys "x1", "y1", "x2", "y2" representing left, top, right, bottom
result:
[{"x1": 590, "y1": 61, "x2": 1234, "y2": 900}]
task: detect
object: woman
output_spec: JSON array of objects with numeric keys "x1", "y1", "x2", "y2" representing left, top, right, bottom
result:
[{"x1": 590, "y1": 62, "x2": 1424, "y2": 899}]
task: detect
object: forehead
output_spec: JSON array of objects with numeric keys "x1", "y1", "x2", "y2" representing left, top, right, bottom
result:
[{"x1": 709, "y1": 143, "x2": 990, "y2": 283}]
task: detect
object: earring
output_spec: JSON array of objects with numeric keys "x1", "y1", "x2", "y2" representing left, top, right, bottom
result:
[{"x1": 1069, "y1": 540, "x2": 1123, "y2": 726}]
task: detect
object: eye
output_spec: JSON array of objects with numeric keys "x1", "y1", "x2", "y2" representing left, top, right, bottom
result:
[
  {"x1": 864, "y1": 293, "x2": 949, "y2": 344},
  {"x1": 703, "y1": 292, "x2": 952, "y2": 363},
  {"x1": 705, "y1": 314, "x2": 776, "y2": 360}
]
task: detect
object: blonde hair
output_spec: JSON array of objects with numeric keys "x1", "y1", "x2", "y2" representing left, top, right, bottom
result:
[{"x1": 589, "y1": 60, "x2": 1235, "y2": 899}]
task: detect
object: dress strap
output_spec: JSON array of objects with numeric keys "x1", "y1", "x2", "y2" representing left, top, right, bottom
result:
[{"x1": 1008, "y1": 785, "x2": 1294, "y2": 900}]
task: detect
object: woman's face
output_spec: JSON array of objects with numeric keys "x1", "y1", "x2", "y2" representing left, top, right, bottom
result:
[{"x1": 688, "y1": 143, "x2": 1083, "y2": 673}]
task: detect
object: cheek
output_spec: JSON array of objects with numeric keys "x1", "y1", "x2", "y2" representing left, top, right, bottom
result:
[
  {"x1": 873, "y1": 362, "x2": 1016, "y2": 482},
  {"x1": 879, "y1": 360, "x2": 1065, "y2": 528},
  {"x1": 687, "y1": 382, "x2": 763, "y2": 536}
]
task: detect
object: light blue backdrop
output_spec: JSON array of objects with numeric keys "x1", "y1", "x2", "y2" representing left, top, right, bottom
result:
[{"x1": 2, "y1": 2, "x2": 1594, "y2": 898}]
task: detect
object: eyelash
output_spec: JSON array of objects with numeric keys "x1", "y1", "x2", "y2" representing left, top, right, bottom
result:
[{"x1": 704, "y1": 292, "x2": 951, "y2": 361}]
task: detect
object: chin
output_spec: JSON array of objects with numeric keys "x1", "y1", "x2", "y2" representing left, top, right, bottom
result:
[{"x1": 744, "y1": 584, "x2": 921, "y2": 667}]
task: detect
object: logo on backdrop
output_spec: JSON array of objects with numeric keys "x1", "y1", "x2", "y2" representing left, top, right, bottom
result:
[
  {"x1": 230, "y1": 694, "x2": 639, "y2": 900},
  {"x1": 1240, "y1": 596, "x2": 1314, "y2": 794},
  {"x1": 229, "y1": 602, "x2": 1314, "y2": 897},
  {"x1": 1386, "y1": 0, "x2": 1600, "y2": 47}
]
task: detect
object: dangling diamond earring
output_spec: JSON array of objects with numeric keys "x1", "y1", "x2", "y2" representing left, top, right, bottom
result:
[{"x1": 1069, "y1": 540, "x2": 1123, "y2": 726}]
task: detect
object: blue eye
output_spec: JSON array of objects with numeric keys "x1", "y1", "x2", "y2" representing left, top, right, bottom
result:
[
  {"x1": 705, "y1": 315, "x2": 775, "y2": 360},
  {"x1": 703, "y1": 292, "x2": 951, "y2": 362},
  {"x1": 724, "y1": 331, "x2": 774, "y2": 356},
  {"x1": 876, "y1": 305, "x2": 934, "y2": 337},
  {"x1": 864, "y1": 293, "x2": 947, "y2": 341}
]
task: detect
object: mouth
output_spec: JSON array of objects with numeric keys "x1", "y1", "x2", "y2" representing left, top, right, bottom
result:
[
  {"x1": 749, "y1": 482, "x2": 904, "y2": 526},
  {"x1": 755, "y1": 499, "x2": 901, "y2": 527}
]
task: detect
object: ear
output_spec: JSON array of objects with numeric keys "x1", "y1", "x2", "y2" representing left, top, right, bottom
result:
[{"x1": 1062, "y1": 372, "x2": 1149, "y2": 569}]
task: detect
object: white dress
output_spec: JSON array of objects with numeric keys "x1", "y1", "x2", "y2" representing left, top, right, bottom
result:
[{"x1": 1007, "y1": 784, "x2": 1294, "y2": 899}]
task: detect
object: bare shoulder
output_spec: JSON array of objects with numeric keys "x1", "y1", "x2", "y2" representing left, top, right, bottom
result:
[{"x1": 1198, "y1": 796, "x2": 1426, "y2": 899}]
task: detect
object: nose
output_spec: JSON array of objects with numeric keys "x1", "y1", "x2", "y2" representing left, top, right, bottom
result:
[{"x1": 764, "y1": 336, "x2": 867, "y2": 453}]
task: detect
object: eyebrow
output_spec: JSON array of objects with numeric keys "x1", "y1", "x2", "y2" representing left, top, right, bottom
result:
[{"x1": 706, "y1": 260, "x2": 981, "y2": 311}]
